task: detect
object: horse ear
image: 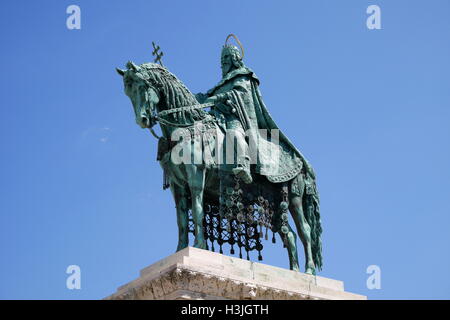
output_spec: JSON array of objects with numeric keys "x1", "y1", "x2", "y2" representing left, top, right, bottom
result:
[
  {"x1": 116, "y1": 68, "x2": 126, "y2": 76},
  {"x1": 127, "y1": 61, "x2": 139, "y2": 71}
]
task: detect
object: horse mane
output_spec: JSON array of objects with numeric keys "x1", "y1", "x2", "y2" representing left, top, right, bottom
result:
[
  {"x1": 138, "y1": 63, "x2": 209, "y2": 122},
  {"x1": 139, "y1": 64, "x2": 207, "y2": 118}
]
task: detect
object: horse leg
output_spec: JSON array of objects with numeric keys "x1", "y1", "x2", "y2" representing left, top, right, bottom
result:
[
  {"x1": 289, "y1": 177, "x2": 316, "y2": 274},
  {"x1": 279, "y1": 224, "x2": 300, "y2": 272},
  {"x1": 170, "y1": 183, "x2": 189, "y2": 252},
  {"x1": 186, "y1": 165, "x2": 207, "y2": 249}
]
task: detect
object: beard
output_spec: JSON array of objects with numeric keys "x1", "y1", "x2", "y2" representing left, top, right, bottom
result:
[{"x1": 221, "y1": 64, "x2": 233, "y2": 77}]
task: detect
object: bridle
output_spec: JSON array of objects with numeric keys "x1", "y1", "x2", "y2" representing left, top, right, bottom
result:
[{"x1": 143, "y1": 81, "x2": 215, "y2": 138}]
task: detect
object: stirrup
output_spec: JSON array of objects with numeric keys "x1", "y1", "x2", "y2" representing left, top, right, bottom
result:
[{"x1": 232, "y1": 167, "x2": 253, "y2": 184}]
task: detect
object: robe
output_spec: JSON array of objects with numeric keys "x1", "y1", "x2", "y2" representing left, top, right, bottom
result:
[{"x1": 204, "y1": 66, "x2": 315, "y2": 183}]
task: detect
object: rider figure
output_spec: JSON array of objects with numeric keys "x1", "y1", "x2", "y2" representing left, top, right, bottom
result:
[
  {"x1": 196, "y1": 35, "x2": 316, "y2": 186},
  {"x1": 197, "y1": 42, "x2": 253, "y2": 183}
]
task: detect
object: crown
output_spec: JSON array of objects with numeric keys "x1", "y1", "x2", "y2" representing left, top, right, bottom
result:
[{"x1": 223, "y1": 34, "x2": 245, "y2": 60}]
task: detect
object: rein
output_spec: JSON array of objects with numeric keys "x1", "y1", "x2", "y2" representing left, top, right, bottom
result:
[
  {"x1": 153, "y1": 101, "x2": 215, "y2": 129},
  {"x1": 157, "y1": 101, "x2": 214, "y2": 118},
  {"x1": 142, "y1": 70, "x2": 214, "y2": 136}
]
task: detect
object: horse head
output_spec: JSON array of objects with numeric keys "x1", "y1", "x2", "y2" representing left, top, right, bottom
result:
[{"x1": 117, "y1": 61, "x2": 160, "y2": 129}]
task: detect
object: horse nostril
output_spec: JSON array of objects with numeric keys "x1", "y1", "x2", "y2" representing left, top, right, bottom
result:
[{"x1": 141, "y1": 117, "x2": 149, "y2": 126}]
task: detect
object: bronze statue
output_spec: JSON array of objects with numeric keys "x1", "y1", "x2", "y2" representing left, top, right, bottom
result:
[{"x1": 117, "y1": 35, "x2": 322, "y2": 274}]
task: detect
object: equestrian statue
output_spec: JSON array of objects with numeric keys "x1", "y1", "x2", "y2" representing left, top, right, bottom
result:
[{"x1": 116, "y1": 35, "x2": 323, "y2": 274}]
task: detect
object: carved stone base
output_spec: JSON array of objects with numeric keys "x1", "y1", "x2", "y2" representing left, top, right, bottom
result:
[{"x1": 105, "y1": 247, "x2": 366, "y2": 300}]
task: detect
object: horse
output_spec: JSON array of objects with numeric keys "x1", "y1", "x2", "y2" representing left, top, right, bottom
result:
[{"x1": 117, "y1": 61, "x2": 322, "y2": 274}]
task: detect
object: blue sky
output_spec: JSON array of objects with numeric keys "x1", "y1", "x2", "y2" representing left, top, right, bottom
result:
[{"x1": 0, "y1": 0, "x2": 449, "y2": 299}]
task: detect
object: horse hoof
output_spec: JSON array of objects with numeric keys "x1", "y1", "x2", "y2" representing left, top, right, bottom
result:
[{"x1": 305, "y1": 267, "x2": 315, "y2": 275}]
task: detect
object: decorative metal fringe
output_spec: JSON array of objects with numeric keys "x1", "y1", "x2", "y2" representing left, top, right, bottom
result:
[{"x1": 163, "y1": 168, "x2": 170, "y2": 190}]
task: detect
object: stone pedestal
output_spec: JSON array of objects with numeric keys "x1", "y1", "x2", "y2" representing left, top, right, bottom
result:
[{"x1": 105, "y1": 247, "x2": 366, "y2": 300}]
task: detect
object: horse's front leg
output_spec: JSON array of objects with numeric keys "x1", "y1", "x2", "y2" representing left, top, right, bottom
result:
[
  {"x1": 186, "y1": 165, "x2": 207, "y2": 250},
  {"x1": 170, "y1": 183, "x2": 189, "y2": 252}
]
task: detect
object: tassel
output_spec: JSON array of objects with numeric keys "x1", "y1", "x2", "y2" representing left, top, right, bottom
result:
[{"x1": 163, "y1": 168, "x2": 170, "y2": 190}]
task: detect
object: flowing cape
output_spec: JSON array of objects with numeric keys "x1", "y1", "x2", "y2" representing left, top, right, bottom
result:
[{"x1": 207, "y1": 67, "x2": 315, "y2": 183}]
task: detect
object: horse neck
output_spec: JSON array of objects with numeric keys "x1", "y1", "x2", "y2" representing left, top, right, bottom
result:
[
  {"x1": 155, "y1": 71, "x2": 198, "y2": 139},
  {"x1": 163, "y1": 76, "x2": 197, "y2": 109}
]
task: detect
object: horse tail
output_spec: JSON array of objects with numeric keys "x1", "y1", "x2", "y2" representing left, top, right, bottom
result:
[{"x1": 303, "y1": 177, "x2": 323, "y2": 271}]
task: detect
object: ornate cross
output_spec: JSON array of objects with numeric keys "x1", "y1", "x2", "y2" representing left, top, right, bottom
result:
[{"x1": 152, "y1": 41, "x2": 164, "y2": 66}]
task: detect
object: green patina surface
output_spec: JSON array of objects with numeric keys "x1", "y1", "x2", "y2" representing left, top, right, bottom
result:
[{"x1": 117, "y1": 35, "x2": 323, "y2": 274}]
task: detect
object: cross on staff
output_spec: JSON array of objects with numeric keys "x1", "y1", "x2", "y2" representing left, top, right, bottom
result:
[{"x1": 152, "y1": 41, "x2": 164, "y2": 66}]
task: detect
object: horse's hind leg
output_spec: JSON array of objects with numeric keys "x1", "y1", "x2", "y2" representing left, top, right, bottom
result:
[
  {"x1": 289, "y1": 176, "x2": 316, "y2": 274},
  {"x1": 272, "y1": 206, "x2": 300, "y2": 271},
  {"x1": 186, "y1": 165, "x2": 207, "y2": 250},
  {"x1": 170, "y1": 183, "x2": 189, "y2": 252},
  {"x1": 278, "y1": 225, "x2": 300, "y2": 272}
]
